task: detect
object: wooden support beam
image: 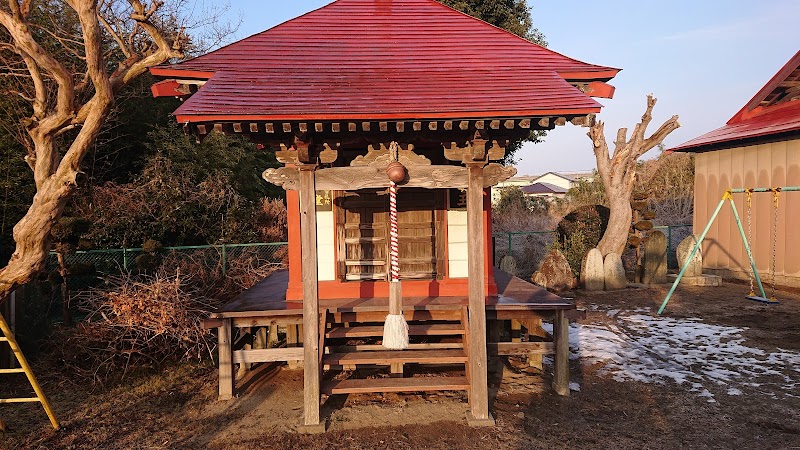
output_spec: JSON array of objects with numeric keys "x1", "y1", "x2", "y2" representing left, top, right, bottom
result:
[
  {"x1": 315, "y1": 123, "x2": 323, "y2": 133},
  {"x1": 538, "y1": 117, "x2": 550, "y2": 128},
  {"x1": 429, "y1": 121, "x2": 438, "y2": 131},
  {"x1": 466, "y1": 163, "x2": 491, "y2": 423},
  {"x1": 459, "y1": 120, "x2": 470, "y2": 131},
  {"x1": 218, "y1": 319, "x2": 234, "y2": 400},
  {"x1": 233, "y1": 123, "x2": 243, "y2": 133},
  {"x1": 237, "y1": 327, "x2": 253, "y2": 375},
  {"x1": 504, "y1": 120, "x2": 514, "y2": 129},
  {"x1": 299, "y1": 166, "x2": 321, "y2": 427},
  {"x1": 444, "y1": 121, "x2": 453, "y2": 131},
  {"x1": 362, "y1": 122, "x2": 371, "y2": 132},
  {"x1": 490, "y1": 120, "x2": 500, "y2": 130},
  {"x1": 349, "y1": 122, "x2": 357, "y2": 132},
  {"x1": 213, "y1": 123, "x2": 223, "y2": 133},
  {"x1": 395, "y1": 121, "x2": 405, "y2": 132},
  {"x1": 555, "y1": 117, "x2": 567, "y2": 126},
  {"x1": 264, "y1": 123, "x2": 274, "y2": 133},
  {"x1": 475, "y1": 120, "x2": 484, "y2": 130},
  {"x1": 519, "y1": 119, "x2": 531, "y2": 129},
  {"x1": 379, "y1": 122, "x2": 388, "y2": 132},
  {"x1": 264, "y1": 163, "x2": 516, "y2": 191},
  {"x1": 487, "y1": 341, "x2": 555, "y2": 356},
  {"x1": 413, "y1": 121, "x2": 422, "y2": 131},
  {"x1": 332, "y1": 123, "x2": 341, "y2": 133},
  {"x1": 196, "y1": 124, "x2": 207, "y2": 135},
  {"x1": 283, "y1": 123, "x2": 292, "y2": 133},
  {"x1": 299, "y1": 123, "x2": 308, "y2": 133},
  {"x1": 553, "y1": 310, "x2": 569, "y2": 396},
  {"x1": 233, "y1": 347, "x2": 304, "y2": 364}
]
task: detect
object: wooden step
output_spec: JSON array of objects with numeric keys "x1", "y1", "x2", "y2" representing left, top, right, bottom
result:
[
  {"x1": 323, "y1": 349, "x2": 467, "y2": 365},
  {"x1": 328, "y1": 342, "x2": 463, "y2": 353},
  {"x1": 322, "y1": 376, "x2": 469, "y2": 394},
  {"x1": 327, "y1": 324, "x2": 465, "y2": 339}
]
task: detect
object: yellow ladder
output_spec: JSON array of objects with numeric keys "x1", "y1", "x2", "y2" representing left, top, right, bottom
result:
[{"x1": 0, "y1": 312, "x2": 60, "y2": 430}]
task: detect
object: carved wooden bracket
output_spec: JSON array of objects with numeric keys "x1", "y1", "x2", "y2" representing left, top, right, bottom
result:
[
  {"x1": 443, "y1": 139, "x2": 506, "y2": 163},
  {"x1": 350, "y1": 143, "x2": 430, "y2": 167},
  {"x1": 263, "y1": 163, "x2": 516, "y2": 191},
  {"x1": 276, "y1": 138, "x2": 339, "y2": 165}
]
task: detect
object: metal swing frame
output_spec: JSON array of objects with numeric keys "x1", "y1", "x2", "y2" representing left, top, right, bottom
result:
[{"x1": 658, "y1": 186, "x2": 800, "y2": 315}]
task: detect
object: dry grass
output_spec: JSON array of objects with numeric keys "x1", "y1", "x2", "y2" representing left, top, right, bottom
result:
[{"x1": 47, "y1": 250, "x2": 283, "y2": 384}]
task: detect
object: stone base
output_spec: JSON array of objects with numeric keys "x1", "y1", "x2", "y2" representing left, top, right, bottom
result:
[
  {"x1": 466, "y1": 412, "x2": 496, "y2": 427},
  {"x1": 668, "y1": 274, "x2": 722, "y2": 287},
  {"x1": 297, "y1": 421, "x2": 327, "y2": 434}
]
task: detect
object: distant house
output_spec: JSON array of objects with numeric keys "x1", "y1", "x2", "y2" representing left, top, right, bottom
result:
[
  {"x1": 492, "y1": 175, "x2": 538, "y2": 204},
  {"x1": 530, "y1": 172, "x2": 577, "y2": 191},
  {"x1": 671, "y1": 50, "x2": 800, "y2": 287},
  {"x1": 521, "y1": 182, "x2": 568, "y2": 199},
  {"x1": 492, "y1": 171, "x2": 594, "y2": 204}
]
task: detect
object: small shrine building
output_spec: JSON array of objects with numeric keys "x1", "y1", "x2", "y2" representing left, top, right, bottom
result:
[{"x1": 151, "y1": 0, "x2": 619, "y2": 431}]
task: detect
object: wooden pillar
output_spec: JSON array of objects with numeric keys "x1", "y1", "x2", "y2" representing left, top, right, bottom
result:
[
  {"x1": 237, "y1": 326, "x2": 252, "y2": 376},
  {"x1": 299, "y1": 165, "x2": 322, "y2": 428},
  {"x1": 466, "y1": 163, "x2": 492, "y2": 425},
  {"x1": 218, "y1": 318, "x2": 234, "y2": 400},
  {"x1": 553, "y1": 310, "x2": 570, "y2": 396}
]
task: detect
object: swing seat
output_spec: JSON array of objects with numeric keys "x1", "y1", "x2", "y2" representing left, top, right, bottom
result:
[{"x1": 745, "y1": 295, "x2": 780, "y2": 305}]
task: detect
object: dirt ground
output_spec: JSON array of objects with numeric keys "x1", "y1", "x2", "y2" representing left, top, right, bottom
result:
[{"x1": 1, "y1": 282, "x2": 799, "y2": 450}]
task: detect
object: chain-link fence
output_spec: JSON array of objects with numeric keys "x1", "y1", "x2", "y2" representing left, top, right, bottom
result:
[
  {"x1": 653, "y1": 225, "x2": 693, "y2": 269},
  {"x1": 493, "y1": 224, "x2": 693, "y2": 279},
  {"x1": 492, "y1": 231, "x2": 557, "y2": 281},
  {"x1": 45, "y1": 242, "x2": 288, "y2": 293}
]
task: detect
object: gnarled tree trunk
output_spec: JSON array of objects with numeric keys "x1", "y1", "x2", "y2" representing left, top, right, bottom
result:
[
  {"x1": 0, "y1": 0, "x2": 188, "y2": 303},
  {"x1": 588, "y1": 95, "x2": 681, "y2": 257}
]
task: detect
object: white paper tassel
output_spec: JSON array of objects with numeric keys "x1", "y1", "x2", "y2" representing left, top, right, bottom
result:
[{"x1": 382, "y1": 314, "x2": 409, "y2": 350}]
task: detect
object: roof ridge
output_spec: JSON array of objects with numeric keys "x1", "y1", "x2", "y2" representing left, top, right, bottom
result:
[
  {"x1": 411, "y1": 0, "x2": 619, "y2": 74},
  {"x1": 162, "y1": 0, "x2": 618, "y2": 76}
]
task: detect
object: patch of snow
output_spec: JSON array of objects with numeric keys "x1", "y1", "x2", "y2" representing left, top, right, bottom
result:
[
  {"x1": 542, "y1": 309, "x2": 800, "y2": 401},
  {"x1": 569, "y1": 382, "x2": 581, "y2": 392},
  {"x1": 727, "y1": 387, "x2": 743, "y2": 396}
]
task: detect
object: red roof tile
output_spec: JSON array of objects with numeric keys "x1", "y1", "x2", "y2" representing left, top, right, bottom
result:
[
  {"x1": 672, "y1": 50, "x2": 800, "y2": 152},
  {"x1": 671, "y1": 103, "x2": 800, "y2": 152},
  {"x1": 151, "y1": 0, "x2": 619, "y2": 122}
]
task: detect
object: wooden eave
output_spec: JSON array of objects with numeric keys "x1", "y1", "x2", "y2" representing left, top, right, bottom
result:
[
  {"x1": 183, "y1": 115, "x2": 595, "y2": 145},
  {"x1": 729, "y1": 50, "x2": 800, "y2": 123}
]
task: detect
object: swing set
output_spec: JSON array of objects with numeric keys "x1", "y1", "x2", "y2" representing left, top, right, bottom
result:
[{"x1": 658, "y1": 185, "x2": 800, "y2": 315}]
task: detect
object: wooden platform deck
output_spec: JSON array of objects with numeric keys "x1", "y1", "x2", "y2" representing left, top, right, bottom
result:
[
  {"x1": 210, "y1": 269, "x2": 575, "y2": 319},
  {"x1": 208, "y1": 269, "x2": 575, "y2": 410}
]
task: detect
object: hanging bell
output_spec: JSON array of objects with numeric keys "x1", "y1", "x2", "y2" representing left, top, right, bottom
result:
[{"x1": 386, "y1": 161, "x2": 407, "y2": 183}]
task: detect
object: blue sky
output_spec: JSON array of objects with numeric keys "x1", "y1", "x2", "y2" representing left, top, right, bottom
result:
[{"x1": 222, "y1": 0, "x2": 800, "y2": 175}]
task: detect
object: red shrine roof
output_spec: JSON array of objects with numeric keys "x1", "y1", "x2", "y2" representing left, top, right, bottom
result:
[
  {"x1": 672, "y1": 50, "x2": 800, "y2": 153},
  {"x1": 151, "y1": 0, "x2": 619, "y2": 123}
]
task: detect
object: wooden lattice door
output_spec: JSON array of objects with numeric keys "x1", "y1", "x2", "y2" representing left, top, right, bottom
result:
[{"x1": 337, "y1": 189, "x2": 445, "y2": 281}]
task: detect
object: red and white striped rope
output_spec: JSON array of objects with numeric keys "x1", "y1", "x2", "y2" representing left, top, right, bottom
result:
[{"x1": 389, "y1": 180, "x2": 400, "y2": 282}]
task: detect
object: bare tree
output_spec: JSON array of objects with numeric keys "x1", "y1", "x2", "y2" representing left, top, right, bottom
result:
[
  {"x1": 587, "y1": 95, "x2": 681, "y2": 256},
  {"x1": 0, "y1": 0, "x2": 230, "y2": 301}
]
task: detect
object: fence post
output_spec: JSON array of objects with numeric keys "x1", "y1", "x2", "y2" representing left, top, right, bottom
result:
[
  {"x1": 667, "y1": 226, "x2": 674, "y2": 268},
  {"x1": 221, "y1": 243, "x2": 228, "y2": 276},
  {"x1": 507, "y1": 233, "x2": 512, "y2": 255}
]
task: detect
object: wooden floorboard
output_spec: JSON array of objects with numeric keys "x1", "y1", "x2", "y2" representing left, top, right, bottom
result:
[
  {"x1": 323, "y1": 349, "x2": 467, "y2": 365},
  {"x1": 326, "y1": 324, "x2": 465, "y2": 338},
  {"x1": 322, "y1": 376, "x2": 469, "y2": 394},
  {"x1": 210, "y1": 269, "x2": 575, "y2": 319}
]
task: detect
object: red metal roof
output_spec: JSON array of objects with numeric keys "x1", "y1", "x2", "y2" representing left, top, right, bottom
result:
[
  {"x1": 672, "y1": 50, "x2": 800, "y2": 153},
  {"x1": 151, "y1": 0, "x2": 619, "y2": 123}
]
